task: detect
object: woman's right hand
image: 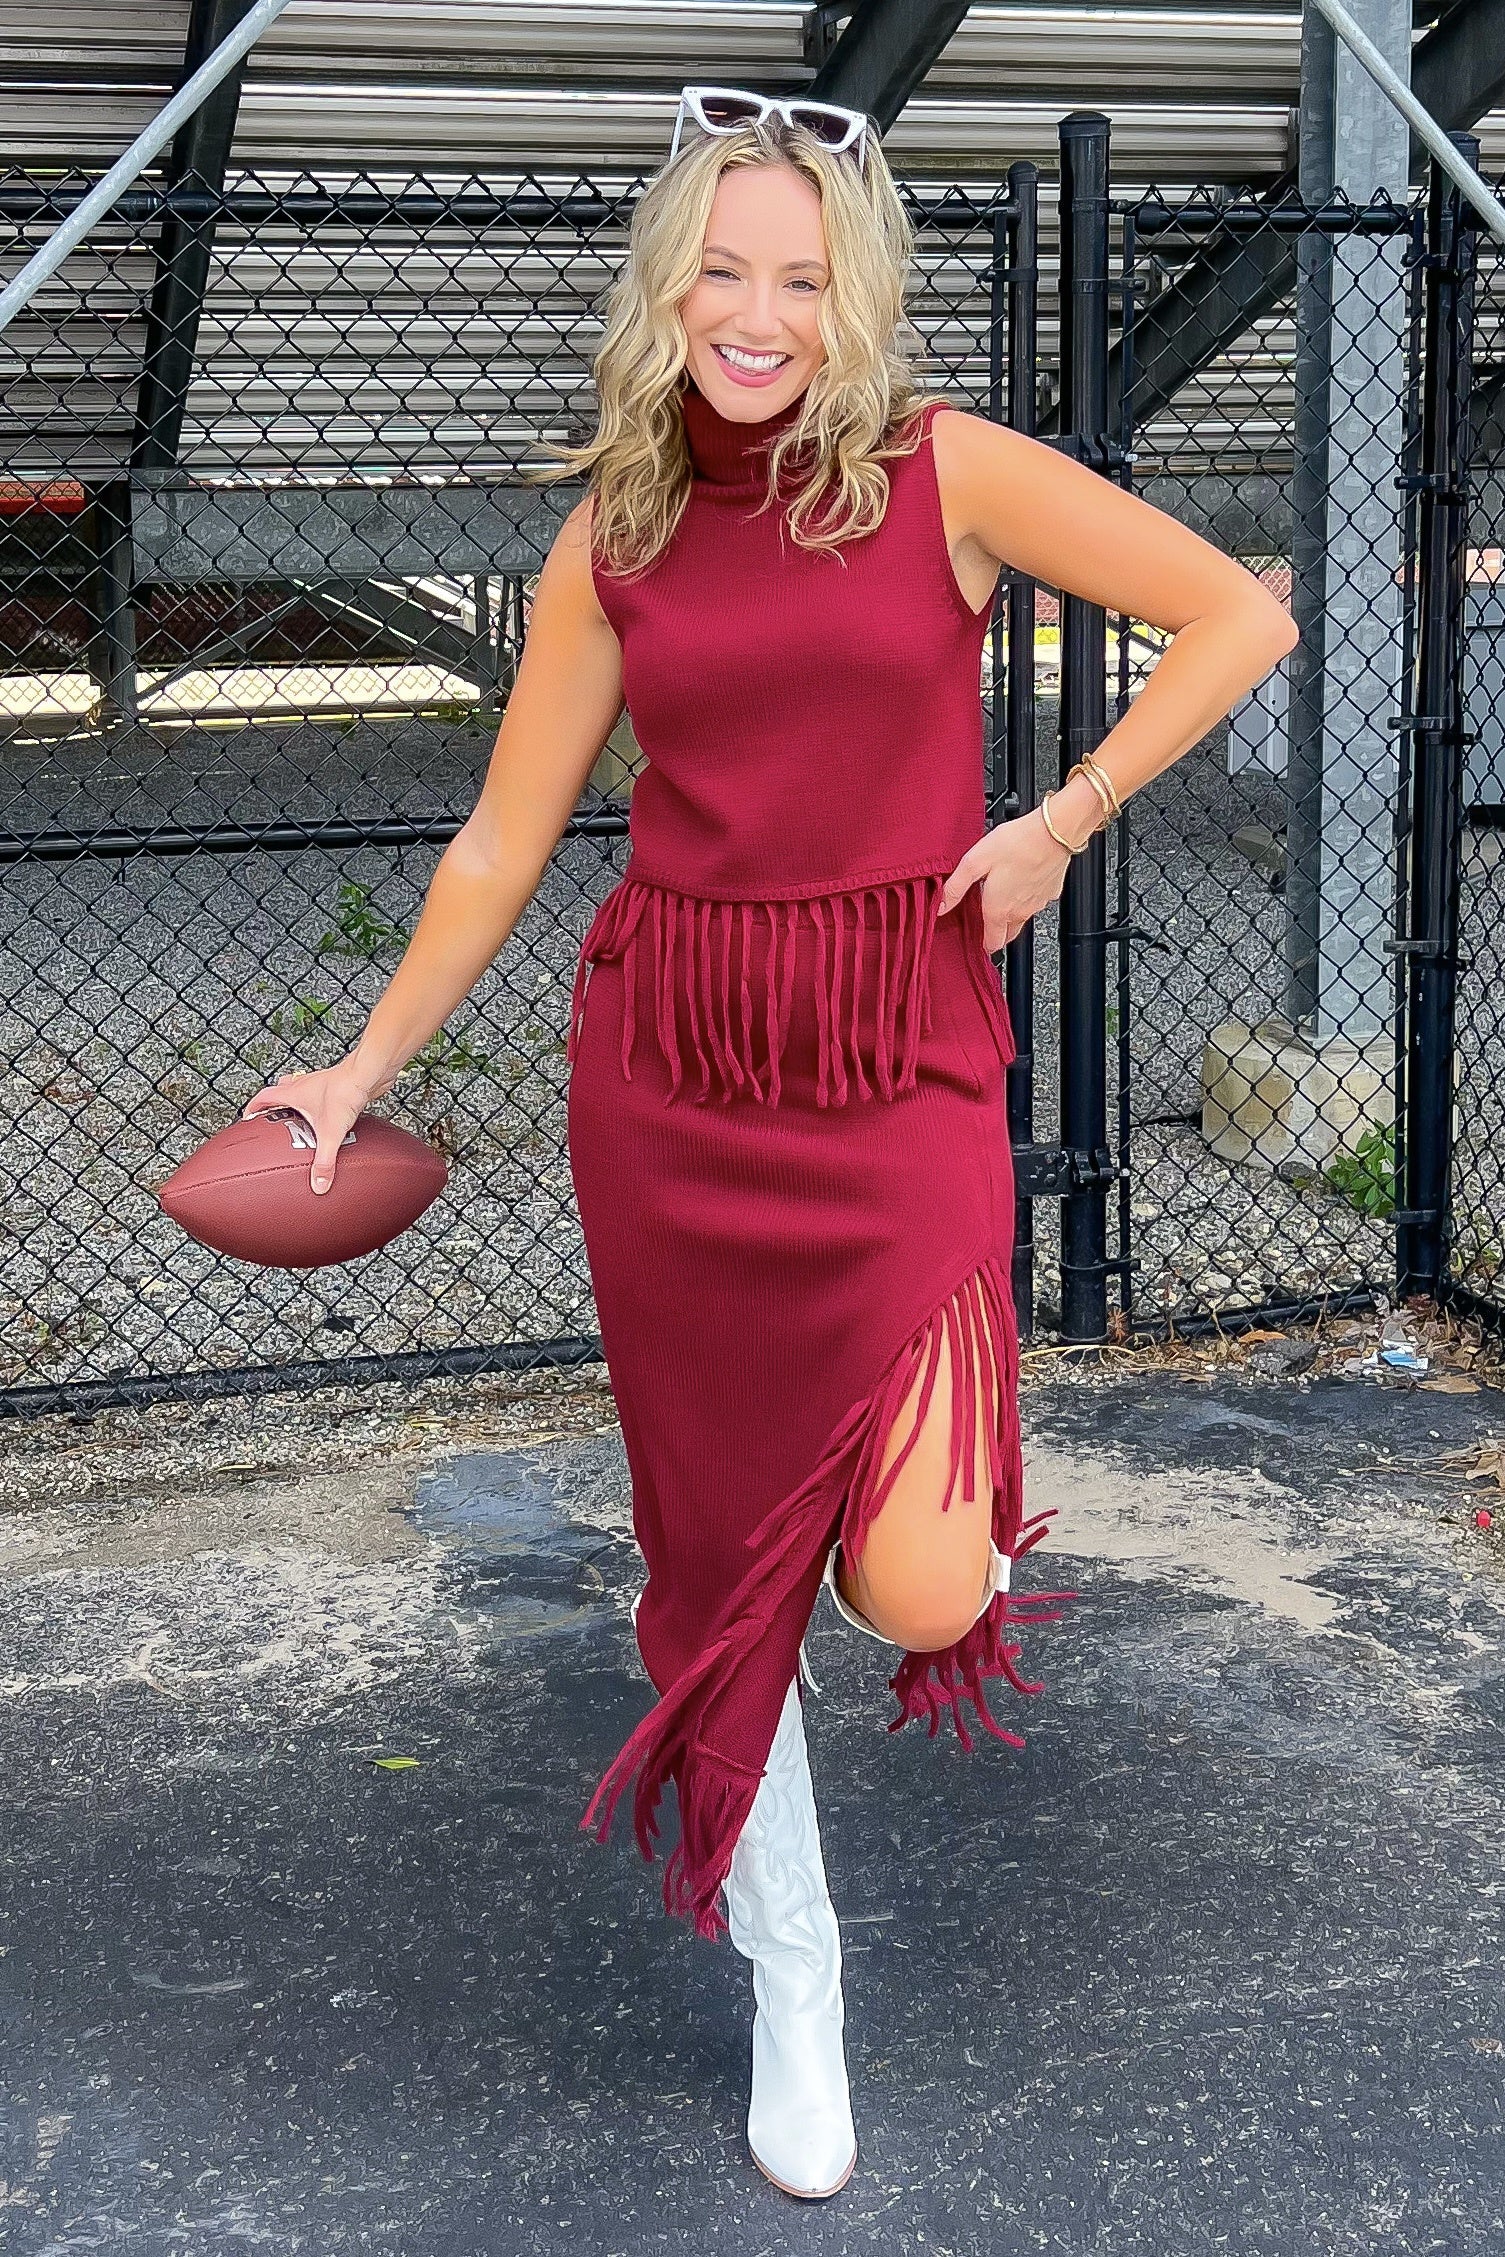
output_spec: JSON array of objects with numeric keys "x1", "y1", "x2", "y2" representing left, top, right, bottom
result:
[{"x1": 240, "y1": 1056, "x2": 391, "y2": 1195}]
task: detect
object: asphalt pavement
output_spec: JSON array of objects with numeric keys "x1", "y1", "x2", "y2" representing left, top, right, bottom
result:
[{"x1": 1, "y1": 1364, "x2": 1502, "y2": 2255}]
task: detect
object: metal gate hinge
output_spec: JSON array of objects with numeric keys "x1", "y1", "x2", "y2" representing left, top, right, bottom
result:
[{"x1": 1014, "y1": 1143, "x2": 1120, "y2": 1197}]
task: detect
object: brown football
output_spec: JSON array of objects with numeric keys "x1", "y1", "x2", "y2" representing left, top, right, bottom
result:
[{"x1": 156, "y1": 1106, "x2": 449, "y2": 1268}]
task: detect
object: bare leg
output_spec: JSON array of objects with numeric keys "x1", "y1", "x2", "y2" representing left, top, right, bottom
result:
[{"x1": 834, "y1": 1274, "x2": 1000, "y2": 1652}]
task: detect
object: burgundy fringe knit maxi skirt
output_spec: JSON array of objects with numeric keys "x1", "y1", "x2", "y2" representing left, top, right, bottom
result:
[{"x1": 566, "y1": 860, "x2": 1070, "y2": 1939}]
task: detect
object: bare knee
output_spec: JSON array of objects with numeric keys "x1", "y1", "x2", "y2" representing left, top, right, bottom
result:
[
  {"x1": 841, "y1": 1295, "x2": 998, "y2": 1650},
  {"x1": 842, "y1": 1533, "x2": 991, "y2": 1653}
]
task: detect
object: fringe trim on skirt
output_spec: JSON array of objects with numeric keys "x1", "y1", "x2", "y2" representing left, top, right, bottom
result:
[
  {"x1": 567, "y1": 869, "x2": 969, "y2": 1106},
  {"x1": 581, "y1": 1244, "x2": 1074, "y2": 1940}
]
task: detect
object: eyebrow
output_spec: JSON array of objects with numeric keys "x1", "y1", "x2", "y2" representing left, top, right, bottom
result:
[{"x1": 702, "y1": 244, "x2": 828, "y2": 273}]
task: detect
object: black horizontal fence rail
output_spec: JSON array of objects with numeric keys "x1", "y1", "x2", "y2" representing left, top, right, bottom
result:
[
  {"x1": 0, "y1": 173, "x2": 1025, "y2": 232},
  {"x1": 0, "y1": 807, "x2": 631, "y2": 866},
  {"x1": 0, "y1": 163, "x2": 1030, "y2": 1416}
]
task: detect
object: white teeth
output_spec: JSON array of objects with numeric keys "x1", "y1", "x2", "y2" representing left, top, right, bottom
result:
[{"x1": 717, "y1": 345, "x2": 788, "y2": 372}]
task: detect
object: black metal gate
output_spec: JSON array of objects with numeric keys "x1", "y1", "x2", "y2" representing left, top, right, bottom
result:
[
  {"x1": 1057, "y1": 123, "x2": 1495, "y2": 1349},
  {"x1": 1439, "y1": 153, "x2": 1505, "y2": 1333},
  {"x1": 0, "y1": 166, "x2": 1040, "y2": 1415}
]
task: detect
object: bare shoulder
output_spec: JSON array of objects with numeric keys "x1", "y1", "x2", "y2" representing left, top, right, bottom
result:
[
  {"x1": 927, "y1": 401, "x2": 1037, "y2": 474},
  {"x1": 549, "y1": 490, "x2": 597, "y2": 571},
  {"x1": 538, "y1": 491, "x2": 612, "y2": 629},
  {"x1": 926, "y1": 403, "x2": 1092, "y2": 547},
  {"x1": 553, "y1": 490, "x2": 595, "y2": 551}
]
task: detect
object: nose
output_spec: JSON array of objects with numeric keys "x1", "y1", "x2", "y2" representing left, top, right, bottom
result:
[{"x1": 732, "y1": 277, "x2": 786, "y2": 341}]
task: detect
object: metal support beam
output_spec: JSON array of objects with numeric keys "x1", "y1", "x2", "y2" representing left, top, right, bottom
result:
[
  {"x1": 1289, "y1": 0, "x2": 1412, "y2": 1042},
  {"x1": 88, "y1": 484, "x2": 138, "y2": 726},
  {"x1": 1046, "y1": 0, "x2": 1505, "y2": 440},
  {"x1": 1411, "y1": 0, "x2": 1505, "y2": 147},
  {"x1": 1313, "y1": 0, "x2": 1505, "y2": 246},
  {"x1": 290, "y1": 580, "x2": 491, "y2": 686},
  {"x1": 805, "y1": 0, "x2": 972, "y2": 129},
  {"x1": 135, "y1": 0, "x2": 261, "y2": 471}
]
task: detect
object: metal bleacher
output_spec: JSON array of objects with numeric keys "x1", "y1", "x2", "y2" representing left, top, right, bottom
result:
[
  {"x1": 0, "y1": 3, "x2": 1500, "y2": 607},
  {"x1": 3, "y1": 4, "x2": 1310, "y2": 177}
]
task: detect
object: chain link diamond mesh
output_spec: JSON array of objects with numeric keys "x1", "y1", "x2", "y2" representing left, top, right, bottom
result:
[
  {"x1": 0, "y1": 166, "x2": 1025, "y2": 1409},
  {"x1": 1110, "y1": 182, "x2": 1428, "y2": 1333},
  {"x1": 1444, "y1": 170, "x2": 1505, "y2": 1318}
]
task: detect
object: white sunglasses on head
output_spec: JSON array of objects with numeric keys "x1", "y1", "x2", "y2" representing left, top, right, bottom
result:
[{"x1": 669, "y1": 85, "x2": 870, "y2": 167}]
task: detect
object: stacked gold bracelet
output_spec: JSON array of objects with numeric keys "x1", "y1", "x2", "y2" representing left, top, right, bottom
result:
[{"x1": 1039, "y1": 747, "x2": 1125, "y2": 855}]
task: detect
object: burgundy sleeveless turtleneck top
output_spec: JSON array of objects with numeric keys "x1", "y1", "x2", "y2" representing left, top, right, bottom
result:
[
  {"x1": 568, "y1": 377, "x2": 1014, "y2": 1111},
  {"x1": 589, "y1": 378, "x2": 992, "y2": 899}
]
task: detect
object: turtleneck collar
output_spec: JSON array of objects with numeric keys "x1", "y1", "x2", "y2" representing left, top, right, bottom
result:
[{"x1": 679, "y1": 373, "x2": 811, "y2": 488}]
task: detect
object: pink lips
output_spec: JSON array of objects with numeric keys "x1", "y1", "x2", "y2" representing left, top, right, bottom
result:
[{"x1": 712, "y1": 342, "x2": 792, "y2": 390}]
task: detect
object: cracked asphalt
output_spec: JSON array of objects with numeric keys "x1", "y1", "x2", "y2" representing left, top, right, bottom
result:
[{"x1": 0, "y1": 1361, "x2": 1502, "y2": 2255}]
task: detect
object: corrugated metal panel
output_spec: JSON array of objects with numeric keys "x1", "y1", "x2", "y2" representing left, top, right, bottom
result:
[
  {"x1": 0, "y1": 2, "x2": 188, "y2": 74},
  {"x1": 243, "y1": 4, "x2": 1304, "y2": 101},
  {"x1": 0, "y1": 90, "x2": 164, "y2": 162},
  {"x1": 0, "y1": 2, "x2": 1308, "y2": 85},
  {"x1": 935, "y1": 9, "x2": 1301, "y2": 97},
  {"x1": 0, "y1": 3, "x2": 1315, "y2": 169},
  {"x1": 221, "y1": 86, "x2": 1295, "y2": 178},
  {"x1": 256, "y1": 0, "x2": 806, "y2": 80}
]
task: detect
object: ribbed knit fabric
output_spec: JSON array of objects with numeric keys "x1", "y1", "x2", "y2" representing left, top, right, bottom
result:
[{"x1": 567, "y1": 376, "x2": 1073, "y2": 1939}]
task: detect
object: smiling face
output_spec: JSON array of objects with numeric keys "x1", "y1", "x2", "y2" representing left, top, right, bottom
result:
[{"x1": 678, "y1": 161, "x2": 829, "y2": 422}]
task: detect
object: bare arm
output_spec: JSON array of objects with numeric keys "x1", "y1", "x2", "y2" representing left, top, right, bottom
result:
[
  {"x1": 243, "y1": 494, "x2": 624, "y2": 1188},
  {"x1": 930, "y1": 408, "x2": 1299, "y2": 946}
]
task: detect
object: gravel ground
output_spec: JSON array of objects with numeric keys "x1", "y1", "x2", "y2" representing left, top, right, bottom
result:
[
  {"x1": 0, "y1": 699, "x2": 1448, "y2": 1406},
  {"x1": 1, "y1": 707, "x2": 622, "y2": 1397},
  {"x1": 3, "y1": 1288, "x2": 1497, "y2": 1523}
]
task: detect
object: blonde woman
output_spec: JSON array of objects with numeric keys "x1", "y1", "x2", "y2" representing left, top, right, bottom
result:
[{"x1": 244, "y1": 89, "x2": 1297, "y2": 2201}]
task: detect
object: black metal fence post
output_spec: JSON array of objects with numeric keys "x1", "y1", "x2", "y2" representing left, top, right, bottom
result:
[
  {"x1": 1397, "y1": 139, "x2": 1477, "y2": 1300},
  {"x1": 1056, "y1": 112, "x2": 1112, "y2": 1343},
  {"x1": 999, "y1": 161, "x2": 1040, "y2": 1335}
]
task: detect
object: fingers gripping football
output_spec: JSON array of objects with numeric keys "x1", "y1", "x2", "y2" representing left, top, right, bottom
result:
[{"x1": 241, "y1": 1064, "x2": 366, "y2": 1193}]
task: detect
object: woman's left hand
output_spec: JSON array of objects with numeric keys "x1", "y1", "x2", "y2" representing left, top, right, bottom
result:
[{"x1": 938, "y1": 808, "x2": 1076, "y2": 952}]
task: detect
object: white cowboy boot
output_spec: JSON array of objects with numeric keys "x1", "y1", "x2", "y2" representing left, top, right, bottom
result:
[
  {"x1": 722, "y1": 1677, "x2": 857, "y2": 2199},
  {"x1": 822, "y1": 1533, "x2": 1010, "y2": 1643}
]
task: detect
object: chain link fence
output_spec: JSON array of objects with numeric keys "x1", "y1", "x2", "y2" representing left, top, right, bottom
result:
[
  {"x1": 1110, "y1": 180, "x2": 1429, "y2": 1335},
  {"x1": 0, "y1": 167, "x2": 1026, "y2": 1412},
  {"x1": 1444, "y1": 167, "x2": 1505, "y2": 1321},
  {"x1": 4, "y1": 136, "x2": 1492, "y2": 1410}
]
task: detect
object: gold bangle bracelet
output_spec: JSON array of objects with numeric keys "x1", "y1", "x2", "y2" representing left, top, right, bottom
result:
[
  {"x1": 1076, "y1": 747, "x2": 1124, "y2": 820},
  {"x1": 1039, "y1": 791, "x2": 1091, "y2": 855},
  {"x1": 1066, "y1": 760, "x2": 1115, "y2": 826}
]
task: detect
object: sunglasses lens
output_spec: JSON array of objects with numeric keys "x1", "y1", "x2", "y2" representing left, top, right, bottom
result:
[
  {"x1": 697, "y1": 93, "x2": 764, "y2": 130},
  {"x1": 787, "y1": 104, "x2": 861, "y2": 149}
]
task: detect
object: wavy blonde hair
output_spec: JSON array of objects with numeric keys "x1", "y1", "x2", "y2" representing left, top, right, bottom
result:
[{"x1": 527, "y1": 113, "x2": 935, "y2": 578}]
